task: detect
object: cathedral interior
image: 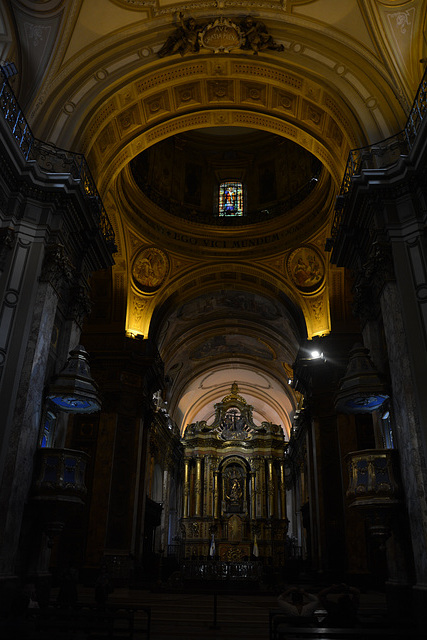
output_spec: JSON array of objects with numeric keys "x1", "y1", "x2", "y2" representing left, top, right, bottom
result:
[{"x1": 1, "y1": 0, "x2": 427, "y2": 637}]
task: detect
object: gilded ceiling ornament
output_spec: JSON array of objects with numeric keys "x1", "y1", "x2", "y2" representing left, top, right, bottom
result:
[
  {"x1": 287, "y1": 246, "x2": 324, "y2": 293},
  {"x1": 132, "y1": 246, "x2": 169, "y2": 293}
]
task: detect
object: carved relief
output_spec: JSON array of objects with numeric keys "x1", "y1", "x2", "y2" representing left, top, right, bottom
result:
[
  {"x1": 146, "y1": 113, "x2": 211, "y2": 142},
  {"x1": 132, "y1": 297, "x2": 147, "y2": 325},
  {"x1": 143, "y1": 91, "x2": 171, "y2": 120},
  {"x1": 326, "y1": 117, "x2": 344, "y2": 147},
  {"x1": 97, "y1": 122, "x2": 117, "y2": 154},
  {"x1": 213, "y1": 112, "x2": 229, "y2": 125},
  {"x1": 302, "y1": 100, "x2": 325, "y2": 128},
  {"x1": 232, "y1": 64, "x2": 302, "y2": 88},
  {"x1": 132, "y1": 246, "x2": 169, "y2": 293},
  {"x1": 207, "y1": 80, "x2": 234, "y2": 102},
  {"x1": 136, "y1": 64, "x2": 207, "y2": 93},
  {"x1": 309, "y1": 296, "x2": 323, "y2": 323},
  {"x1": 239, "y1": 15, "x2": 284, "y2": 54},
  {"x1": 174, "y1": 83, "x2": 202, "y2": 108},
  {"x1": 40, "y1": 244, "x2": 74, "y2": 290},
  {"x1": 241, "y1": 81, "x2": 267, "y2": 105},
  {"x1": 199, "y1": 17, "x2": 244, "y2": 53},
  {"x1": 272, "y1": 88, "x2": 297, "y2": 115},
  {"x1": 158, "y1": 14, "x2": 284, "y2": 57},
  {"x1": 117, "y1": 105, "x2": 141, "y2": 131},
  {"x1": 67, "y1": 285, "x2": 92, "y2": 326}
]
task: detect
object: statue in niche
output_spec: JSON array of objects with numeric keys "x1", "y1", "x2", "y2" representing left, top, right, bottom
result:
[
  {"x1": 224, "y1": 467, "x2": 244, "y2": 513},
  {"x1": 158, "y1": 13, "x2": 201, "y2": 57},
  {"x1": 240, "y1": 15, "x2": 284, "y2": 54},
  {"x1": 226, "y1": 478, "x2": 242, "y2": 503}
]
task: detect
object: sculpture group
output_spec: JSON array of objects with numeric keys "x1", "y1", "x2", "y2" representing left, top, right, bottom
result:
[{"x1": 158, "y1": 13, "x2": 284, "y2": 57}]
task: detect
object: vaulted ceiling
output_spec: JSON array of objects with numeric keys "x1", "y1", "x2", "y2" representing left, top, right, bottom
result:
[{"x1": 2, "y1": 0, "x2": 425, "y2": 434}]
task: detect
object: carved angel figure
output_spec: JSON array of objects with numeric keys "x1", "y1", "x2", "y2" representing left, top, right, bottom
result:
[
  {"x1": 158, "y1": 13, "x2": 201, "y2": 57},
  {"x1": 240, "y1": 15, "x2": 284, "y2": 54}
]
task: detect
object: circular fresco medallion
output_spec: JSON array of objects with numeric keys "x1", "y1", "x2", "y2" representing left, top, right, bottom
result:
[
  {"x1": 132, "y1": 247, "x2": 169, "y2": 293},
  {"x1": 287, "y1": 246, "x2": 324, "y2": 293}
]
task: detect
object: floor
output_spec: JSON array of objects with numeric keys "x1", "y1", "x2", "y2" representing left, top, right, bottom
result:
[
  {"x1": 80, "y1": 585, "x2": 388, "y2": 639},
  {"x1": 1, "y1": 583, "x2": 395, "y2": 640}
]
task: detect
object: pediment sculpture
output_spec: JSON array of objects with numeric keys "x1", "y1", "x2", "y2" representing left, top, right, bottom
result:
[{"x1": 158, "y1": 14, "x2": 284, "y2": 57}]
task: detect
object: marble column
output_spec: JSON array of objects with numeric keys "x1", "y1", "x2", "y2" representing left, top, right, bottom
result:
[{"x1": 0, "y1": 243, "x2": 71, "y2": 577}]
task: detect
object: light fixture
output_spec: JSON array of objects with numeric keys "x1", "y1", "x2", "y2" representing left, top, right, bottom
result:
[
  {"x1": 334, "y1": 343, "x2": 388, "y2": 414},
  {"x1": 46, "y1": 345, "x2": 101, "y2": 413},
  {"x1": 310, "y1": 350, "x2": 323, "y2": 359}
]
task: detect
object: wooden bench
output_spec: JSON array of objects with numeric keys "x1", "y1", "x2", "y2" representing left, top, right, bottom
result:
[
  {"x1": 31, "y1": 602, "x2": 151, "y2": 639},
  {"x1": 269, "y1": 610, "x2": 420, "y2": 640}
]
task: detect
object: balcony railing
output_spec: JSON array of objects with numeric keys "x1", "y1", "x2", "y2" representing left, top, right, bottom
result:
[
  {"x1": 330, "y1": 67, "x2": 427, "y2": 243},
  {"x1": 0, "y1": 67, "x2": 116, "y2": 252}
]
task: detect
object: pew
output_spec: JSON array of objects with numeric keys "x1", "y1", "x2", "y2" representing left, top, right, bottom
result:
[
  {"x1": 31, "y1": 602, "x2": 151, "y2": 639},
  {"x1": 269, "y1": 610, "x2": 420, "y2": 640}
]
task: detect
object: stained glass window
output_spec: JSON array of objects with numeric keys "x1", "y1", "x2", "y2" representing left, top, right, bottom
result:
[{"x1": 219, "y1": 181, "x2": 243, "y2": 216}]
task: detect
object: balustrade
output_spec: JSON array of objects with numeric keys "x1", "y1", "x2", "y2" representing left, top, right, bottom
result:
[
  {"x1": 32, "y1": 448, "x2": 89, "y2": 505},
  {"x1": 0, "y1": 67, "x2": 115, "y2": 251}
]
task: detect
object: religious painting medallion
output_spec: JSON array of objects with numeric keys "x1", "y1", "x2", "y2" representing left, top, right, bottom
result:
[
  {"x1": 287, "y1": 245, "x2": 324, "y2": 293},
  {"x1": 132, "y1": 246, "x2": 169, "y2": 293}
]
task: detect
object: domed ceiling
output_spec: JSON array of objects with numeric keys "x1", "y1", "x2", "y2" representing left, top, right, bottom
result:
[{"x1": 130, "y1": 126, "x2": 322, "y2": 225}]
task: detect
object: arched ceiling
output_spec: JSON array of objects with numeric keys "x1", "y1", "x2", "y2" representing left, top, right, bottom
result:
[{"x1": 4, "y1": 0, "x2": 426, "y2": 435}]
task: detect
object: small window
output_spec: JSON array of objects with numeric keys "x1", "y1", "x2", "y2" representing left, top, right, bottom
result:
[{"x1": 219, "y1": 181, "x2": 243, "y2": 216}]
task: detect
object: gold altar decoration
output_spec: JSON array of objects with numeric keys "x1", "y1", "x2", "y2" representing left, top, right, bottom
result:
[{"x1": 180, "y1": 383, "x2": 289, "y2": 566}]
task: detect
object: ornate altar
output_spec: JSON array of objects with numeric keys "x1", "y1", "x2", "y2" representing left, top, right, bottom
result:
[{"x1": 180, "y1": 383, "x2": 288, "y2": 567}]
